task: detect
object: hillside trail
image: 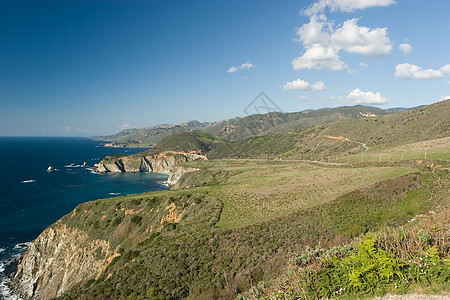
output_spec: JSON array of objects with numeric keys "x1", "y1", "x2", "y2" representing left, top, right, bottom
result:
[{"x1": 323, "y1": 134, "x2": 369, "y2": 151}]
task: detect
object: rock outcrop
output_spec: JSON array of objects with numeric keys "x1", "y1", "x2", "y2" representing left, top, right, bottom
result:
[
  {"x1": 12, "y1": 222, "x2": 117, "y2": 300},
  {"x1": 93, "y1": 151, "x2": 205, "y2": 181}
]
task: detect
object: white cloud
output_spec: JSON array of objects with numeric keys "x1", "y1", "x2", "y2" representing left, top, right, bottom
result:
[
  {"x1": 282, "y1": 78, "x2": 328, "y2": 91},
  {"x1": 227, "y1": 62, "x2": 255, "y2": 73},
  {"x1": 395, "y1": 63, "x2": 450, "y2": 79},
  {"x1": 332, "y1": 18, "x2": 392, "y2": 56},
  {"x1": 240, "y1": 62, "x2": 254, "y2": 70},
  {"x1": 292, "y1": 44, "x2": 347, "y2": 70},
  {"x1": 447, "y1": 81, "x2": 450, "y2": 85},
  {"x1": 303, "y1": 0, "x2": 396, "y2": 16},
  {"x1": 292, "y1": 14, "x2": 392, "y2": 71},
  {"x1": 359, "y1": 62, "x2": 369, "y2": 68},
  {"x1": 346, "y1": 88, "x2": 388, "y2": 104},
  {"x1": 439, "y1": 95, "x2": 450, "y2": 101},
  {"x1": 398, "y1": 43, "x2": 412, "y2": 54}
]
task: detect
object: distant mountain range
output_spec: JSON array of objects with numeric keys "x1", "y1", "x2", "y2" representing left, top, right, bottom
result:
[{"x1": 97, "y1": 105, "x2": 411, "y2": 146}]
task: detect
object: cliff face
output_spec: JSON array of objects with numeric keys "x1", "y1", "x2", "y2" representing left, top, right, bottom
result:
[
  {"x1": 12, "y1": 192, "x2": 208, "y2": 300},
  {"x1": 13, "y1": 222, "x2": 117, "y2": 300},
  {"x1": 93, "y1": 151, "x2": 206, "y2": 177},
  {"x1": 11, "y1": 152, "x2": 207, "y2": 299}
]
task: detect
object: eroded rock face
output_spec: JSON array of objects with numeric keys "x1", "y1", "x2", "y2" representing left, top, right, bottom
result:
[
  {"x1": 167, "y1": 165, "x2": 199, "y2": 187},
  {"x1": 13, "y1": 223, "x2": 117, "y2": 300},
  {"x1": 93, "y1": 151, "x2": 205, "y2": 178}
]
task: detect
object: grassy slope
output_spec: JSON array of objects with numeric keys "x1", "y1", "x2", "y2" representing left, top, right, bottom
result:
[
  {"x1": 55, "y1": 100, "x2": 449, "y2": 299},
  {"x1": 208, "y1": 99, "x2": 450, "y2": 161},
  {"x1": 103, "y1": 131, "x2": 225, "y2": 160},
  {"x1": 153, "y1": 130, "x2": 224, "y2": 153},
  {"x1": 58, "y1": 159, "x2": 449, "y2": 299},
  {"x1": 183, "y1": 161, "x2": 414, "y2": 229},
  {"x1": 100, "y1": 106, "x2": 391, "y2": 146}
]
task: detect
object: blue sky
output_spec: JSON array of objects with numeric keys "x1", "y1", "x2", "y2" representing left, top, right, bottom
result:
[{"x1": 1, "y1": 0, "x2": 449, "y2": 136}]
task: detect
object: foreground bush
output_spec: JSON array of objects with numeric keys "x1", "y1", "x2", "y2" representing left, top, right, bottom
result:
[{"x1": 242, "y1": 211, "x2": 450, "y2": 299}]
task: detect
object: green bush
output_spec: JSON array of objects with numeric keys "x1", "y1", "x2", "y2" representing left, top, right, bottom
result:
[{"x1": 131, "y1": 215, "x2": 143, "y2": 225}]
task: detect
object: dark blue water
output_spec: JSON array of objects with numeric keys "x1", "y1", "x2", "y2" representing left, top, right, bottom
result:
[{"x1": 0, "y1": 137, "x2": 168, "y2": 299}]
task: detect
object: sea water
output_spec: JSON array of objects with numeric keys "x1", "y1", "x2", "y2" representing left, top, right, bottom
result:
[{"x1": 0, "y1": 137, "x2": 169, "y2": 299}]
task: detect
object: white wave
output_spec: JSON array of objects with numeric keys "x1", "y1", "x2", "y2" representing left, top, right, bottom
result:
[
  {"x1": 65, "y1": 164, "x2": 81, "y2": 168},
  {"x1": 0, "y1": 276, "x2": 23, "y2": 300},
  {"x1": 14, "y1": 242, "x2": 31, "y2": 249},
  {"x1": 20, "y1": 180, "x2": 36, "y2": 184},
  {"x1": 109, "y1": 192, "x2": 121, "y2": 196},
  {"x1": 0, "y1": 262, "x2": 4, "y2": 273},
  {"x1": 0, "y1": 248, "x2": 5, "y2": 253}
]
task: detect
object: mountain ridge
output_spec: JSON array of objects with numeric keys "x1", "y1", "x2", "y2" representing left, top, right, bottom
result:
[{"x1": 96, "y1": 105, "x2": 408, "y2": 146}]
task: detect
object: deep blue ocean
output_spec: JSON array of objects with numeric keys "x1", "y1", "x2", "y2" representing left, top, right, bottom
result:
[{"x1": 0, "y1": 137, "x2": 168, "y2": 299}]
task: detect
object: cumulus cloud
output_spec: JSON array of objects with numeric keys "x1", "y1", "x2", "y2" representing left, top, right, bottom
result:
[
  {"x1": 303, "y1": 0, "x2": 396, "y2": 16},
  {"x1": 346, "y1": 88, "x2": 388, "y2": 104},
  {"x1": 282, "y1": 78, "x2": 328, "y2": 91},
  {"x1": 395, "y1": 63, "x2": 450, "y2": 79},
  {"x1": 292, "y1": 14, "x2": 392, "y2": 71},
  {"x1": 227, "y1": 62, "x2": 255, "y2": 73},
  {"x1": 398, "y1": 43, "x2": 412, "y2": 55},
  {"x1": 292, "y1": 44, "x2": 347, "y2": 70},
  {"x1": 332, "y1": 18, "x2": 392, "y2": 56},
  {"x1": 439, "y1": 95, "x2": 450, "y2": 101}
]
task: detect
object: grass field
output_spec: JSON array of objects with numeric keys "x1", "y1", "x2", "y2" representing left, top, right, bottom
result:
[
  {"x1": 336, "y1": 137, "x2": 450, "y2": 163},
  {"x1": 177, "y1": 160, "x2": 415, "y2": 229}
]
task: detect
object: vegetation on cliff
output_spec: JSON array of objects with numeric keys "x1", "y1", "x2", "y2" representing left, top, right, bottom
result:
[
  {"x1": 14, "y1": 100, "x2": 450, "y2": 300},
  {"x1": 50, "y1": 161, "x2": 449, "y2": 300}
]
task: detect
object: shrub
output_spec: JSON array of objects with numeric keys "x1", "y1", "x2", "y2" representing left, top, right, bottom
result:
[{"x1": 131, "y1": 215, "x2": 143, "y2": 225}]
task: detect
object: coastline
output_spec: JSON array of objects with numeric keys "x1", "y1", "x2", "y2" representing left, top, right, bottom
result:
[{"x1": 0, "y1": 137, "x2": 173, "y2": 300}]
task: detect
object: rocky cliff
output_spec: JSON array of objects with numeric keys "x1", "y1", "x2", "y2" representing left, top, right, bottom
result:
[
  {"x1": 12, "y1": 222, "x2": 117, "y2": 300},
  {"x1": 11, "y1": 191, "x2": 210, "y2": 300},
  {"x1": 93, "y1": 151, "x2": 206, "y2": 180}
]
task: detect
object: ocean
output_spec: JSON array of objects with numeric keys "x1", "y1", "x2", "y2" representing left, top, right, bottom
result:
[{"x1": 0, "y1": 137, "x2": 169, "y2": 299}]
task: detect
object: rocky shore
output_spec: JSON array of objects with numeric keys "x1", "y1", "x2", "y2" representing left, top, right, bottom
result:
[{"x1": 93, "y1": 151, "x2": 206, "y2": 186}]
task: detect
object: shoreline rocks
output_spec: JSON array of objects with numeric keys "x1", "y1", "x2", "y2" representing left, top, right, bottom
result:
[{"x1": 93, "y1": 151, "x2": 206, "y2": 186}]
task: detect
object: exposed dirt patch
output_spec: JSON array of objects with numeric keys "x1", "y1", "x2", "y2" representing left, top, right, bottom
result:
[
  {"x1": 324, "y1": 135, "x2": 350, "y2": 141},
  {"x1": 160, "y1": 203, "x2": 185, "y2": 224},
  {"x1": 95, "y1": 253, "x2": 121, "y2": 280}
]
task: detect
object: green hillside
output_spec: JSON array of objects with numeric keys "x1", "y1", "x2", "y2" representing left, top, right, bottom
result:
[
  {"x1": 97, "y1": 105, "x2": 395, "y2": 146},
  {"x1": 203, "y1": 105, "x2": 390, "y2": 141},
  {"x1": 95, "y1": 122, "x2": 209, "y2": 147},
  {"x1": 58, "y1": 159, "x2": 449, "y2": 300},
  {"x1": 154, "y1": 130, "x2": 225, "y2": 153},
  {"x1": 28, "y1": 100, "x2": 450, "y2": 300},
  {"x1": 130, "y1": 130, "x2": 225, "y2": 157},
  {"x1": 209, "y1": 99, "x2": 450, "y2": 161}
]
